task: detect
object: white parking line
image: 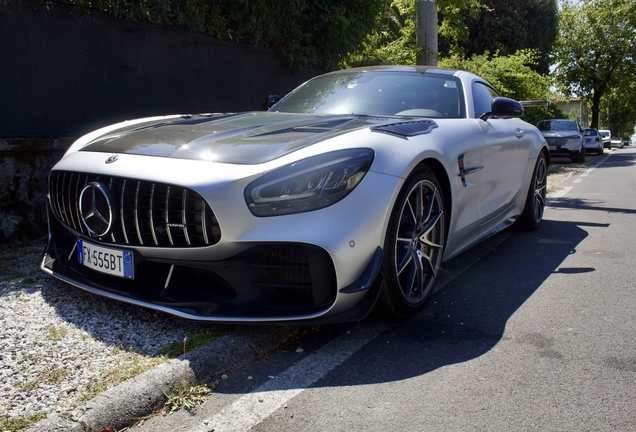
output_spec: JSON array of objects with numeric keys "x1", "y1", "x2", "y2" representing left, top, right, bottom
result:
[
  {"x1": 549, "y1": 186, "x2": 573, "y2": 199},
  {"x1": 196, "y1": 321, "x2": 390, "y2": 432}
]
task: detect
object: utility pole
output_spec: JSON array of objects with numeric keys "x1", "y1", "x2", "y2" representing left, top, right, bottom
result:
[{"x1": 416, "y1": 0, "x2": 438, "y2": 66}]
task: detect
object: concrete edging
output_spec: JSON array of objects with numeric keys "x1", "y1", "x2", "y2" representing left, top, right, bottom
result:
[{"x1": 27, "y1": 326, "x2": 301, "y2": 431}]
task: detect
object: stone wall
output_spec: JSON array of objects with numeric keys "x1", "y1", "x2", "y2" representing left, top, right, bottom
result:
[{"x1": 0, "y1": 139, "x2": 72, "y2": 242}]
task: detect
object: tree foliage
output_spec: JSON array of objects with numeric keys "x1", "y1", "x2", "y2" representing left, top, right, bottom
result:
[
  {"x1": 552, "y1": 0, "x2": 636, "y2": 129},
  {"x1": 438, "y1": 49, "x2": 555, "y2": 124},
  {"x1": 600, "y1": 81, "x2": 636, "y2": 138},
  {"x1": 18, "y1": 0, "x2": 383, "y2": 71},
  {"x1": 440, "y1": 50, "x2": 551, "y2": 101},
  {"x1": 439, "y1": 0, "x2": 558, "y2": 74},
  {"x1": 349, "y1": 0, "x2": 485, "y2": 66}
]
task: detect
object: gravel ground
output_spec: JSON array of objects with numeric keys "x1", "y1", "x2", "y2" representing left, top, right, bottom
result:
[
  {"x1": 0, "y1": 164, "x2": 576, "y2": 429},
  {"x1": 0, "y1": 241, "x2": 229, "y2": 428}
]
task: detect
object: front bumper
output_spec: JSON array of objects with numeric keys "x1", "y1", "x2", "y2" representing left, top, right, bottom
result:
[{"x1": 41, "y1": 206, "x2": 384, "y2": 324}]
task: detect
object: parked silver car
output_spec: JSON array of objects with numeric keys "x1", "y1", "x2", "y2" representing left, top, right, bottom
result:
[
  {"x1": 537, "y1": 119, "x2": 585, "y2": 163},
  {"x1": 41, "y1": 66, "x2": 549, "y2": 324}
]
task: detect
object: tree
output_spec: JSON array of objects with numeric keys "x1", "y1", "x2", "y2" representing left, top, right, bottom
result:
[
  {"x1": 552, "y1": 0, "x2": 636, "y2": 129},
  {"x1": 599, "y1": 81, "x2": 636, "y2": 138},
  {"x1": 440, "y1": 0, "x2": 558, "y2": 74},
  {"x1": 439, "y1": 49, "x2": 552, "y2": 101},
  {"x1": 349, "y1": 0, "x2": 484, "y2": 66},
  {"x1": 439, "y1": 49, "x2": 556, "y2": 124}
]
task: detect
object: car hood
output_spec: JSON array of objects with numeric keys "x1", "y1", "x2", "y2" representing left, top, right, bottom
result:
[{"x1": 78, "y1": 112, "x2": 403, "y2": 164}]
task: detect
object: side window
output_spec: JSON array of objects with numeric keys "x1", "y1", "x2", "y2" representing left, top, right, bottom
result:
[{"x1": 472, "y1": 82, "x2": 500, "y2": 119}]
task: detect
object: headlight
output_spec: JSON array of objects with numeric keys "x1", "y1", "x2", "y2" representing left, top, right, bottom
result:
[{"x1": 245, "y1": 148, "x2": 374, "y2": 217}]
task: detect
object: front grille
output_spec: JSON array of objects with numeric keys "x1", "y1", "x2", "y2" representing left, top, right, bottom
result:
[
  {"x1": 49, "y1": 170, "x2": 221, "y2": 247},
  {"x1": 547, "y1": 137, "x2": 569, "y2": 146}
]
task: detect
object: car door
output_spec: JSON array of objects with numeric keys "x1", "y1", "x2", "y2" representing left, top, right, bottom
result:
[{"x1": 472, "y1": 82, "x2": 531, "y2": 224}]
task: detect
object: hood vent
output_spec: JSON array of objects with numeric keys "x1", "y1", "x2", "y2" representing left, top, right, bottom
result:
[{"x1": 371, "y1": 120, "x2": 438, "y2": 139}]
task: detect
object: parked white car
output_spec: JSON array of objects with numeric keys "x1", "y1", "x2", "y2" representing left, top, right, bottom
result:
[
  {"x1": 583, "y1": 128, "x2": 603, "y2": 155},
  {"x1": 599, "y1": 129, "x2": 612, "y2": 149}
]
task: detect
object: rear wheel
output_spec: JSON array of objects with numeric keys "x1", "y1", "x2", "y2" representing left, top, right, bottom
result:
[
  {"x1": 516, "y1": 152, "x2": 547, "y2": 231},
  {"x1": 378, "y1": 165, "x2": 446, "y2": 318}
]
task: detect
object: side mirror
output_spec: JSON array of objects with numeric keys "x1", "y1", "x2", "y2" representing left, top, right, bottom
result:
[
  {"x1": 261, "y1": 95, "x2": 281, "y2": 110},
  {"x1": 480, "y1": 97, "x2": 524, "y2": 121}
]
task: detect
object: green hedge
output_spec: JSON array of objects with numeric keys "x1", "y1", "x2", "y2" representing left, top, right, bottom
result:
[{"x1": 17, "y1": 0, "x2": 383, "y2": 71}]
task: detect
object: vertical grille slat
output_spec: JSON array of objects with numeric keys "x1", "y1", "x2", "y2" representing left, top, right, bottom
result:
[
  {"x1": 134, "y1": 181, "x2": 144, "y2": 245},
  {"x1": 165, "y1": 186, "x2": 174, "y2": 246},
  {"x1": 149, "y1": 184, "x2": 158, "y2": 246},
  {"x1": 48, "y1": 171, "x2": 220, "y2": 248},
  {"x1": 74, "y1": 174, "x2": 86, "y2": 234},
  {"x1": 65, "y1": 173, "x2": 77, "y2": 230},
  {"x1": 182, "y1": 189, "x2": 191, "y2": 246},
  {"x1": 120, "y1": 179, "x2": 130, "y2": 244},
  {"x1": 201, "y1": 199, "x2": 209, "y2": 245}
]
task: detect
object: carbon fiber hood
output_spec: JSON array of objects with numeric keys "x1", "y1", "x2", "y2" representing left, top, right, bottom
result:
[{"x1": 79, "y1": 112, "x2": 390, "y2": 164}]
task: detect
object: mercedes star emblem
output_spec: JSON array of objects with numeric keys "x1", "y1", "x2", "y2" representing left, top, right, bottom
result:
[
  {"x1": 105, "y1": 155, "x2": 119, "y2": 164},
  {"x1": 79, "y1": 182, "x2": 114, "y2": 237}
]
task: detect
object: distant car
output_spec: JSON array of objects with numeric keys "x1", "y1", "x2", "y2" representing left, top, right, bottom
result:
[
  {"x1": 40, "y1": 65, "x2": 550, "y2": 324},
  {"x1": 583, "y1": 128, "x2": 603, "y2": 155},
  {"x1": 599, "y1": 130, "x2": 612, "y2": 149},
  {"x1": 610, "y1": 138, "x2": 624, "y2": 149},
  {"x1": 536, "y1": 119, "x2": 585, "y2": 163}
]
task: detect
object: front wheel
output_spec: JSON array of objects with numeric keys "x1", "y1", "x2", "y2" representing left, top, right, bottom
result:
[
  {"x1": 571, "y1": 147, "x2": 585, "y2": 163},
  {"x1": 377, "y1": 165, "x2": 446, "y2": 319},
  {"x1": 516, "y1": 152, "x2": 547, "y2": 231}
]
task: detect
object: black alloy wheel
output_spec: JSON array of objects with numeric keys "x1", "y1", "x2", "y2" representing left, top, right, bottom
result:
[
  {"x1": 516, "y1": 152, "x2": 548, "y2": 231},
  {"x1": 378, "y1": 165, "x2": 446, "y2": 318}
]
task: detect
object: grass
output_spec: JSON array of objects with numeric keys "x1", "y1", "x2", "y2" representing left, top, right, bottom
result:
[
  {"x1": 163, "y1": 380, "x2": 211, "y2": 413},
  {"x1": 157, "y1": 329, "x2": 228, "y2": 358},
  {"x1": 16, "y1": 367, "x2": 71, "y2": 393},
  {"x1": 47, "y1": 325, "x2": 68, "y2": 340},
  {"x1": 0, "y1": 413, "x2": 46, "y2": 432},
  {"x1": 77, "y1": 352, "x2": 168, "y2": 404}
]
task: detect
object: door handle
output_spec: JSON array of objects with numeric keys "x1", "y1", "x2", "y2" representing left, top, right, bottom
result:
[{"x1": 515, "y1": 128, "x2": 525, "y2": 139}]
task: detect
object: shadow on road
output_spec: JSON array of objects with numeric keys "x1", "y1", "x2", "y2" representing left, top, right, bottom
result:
[{"x1": 310, "y1": 216, "x2": 592, "y2": 387}]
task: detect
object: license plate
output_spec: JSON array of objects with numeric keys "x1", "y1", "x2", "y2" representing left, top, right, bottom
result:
[
  {"x1": 549, "y1": 146, "x2": 557, "y2": 151},
  {"x1": 78, "y1": 239, "x2": 134, "y2": 279}
]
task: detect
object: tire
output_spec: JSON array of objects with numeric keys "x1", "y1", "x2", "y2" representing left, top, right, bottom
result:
[
  {"x1": 571, "y1": 145, "x2": 585, "y2": 163},
  {"x1": 378, "y1": 165, "x2": 446, "y2": 319},
  {"x1": 516, "y1": 152, "x2": 548, "y2": 231}
]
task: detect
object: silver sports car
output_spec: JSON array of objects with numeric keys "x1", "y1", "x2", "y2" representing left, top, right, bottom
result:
[{"x1": 41, "y1": 65, "x2": 549, "y2": 324}]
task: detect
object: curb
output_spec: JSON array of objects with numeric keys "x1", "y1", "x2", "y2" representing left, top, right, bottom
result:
[{"x1": 27, "y1": 326, "x2": 302, "y2": 432}]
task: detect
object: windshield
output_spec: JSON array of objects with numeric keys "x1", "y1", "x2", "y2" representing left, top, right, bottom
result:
[
  {"x1": 271, "y1": 71, "x2": 465, "y2": 118},
  {"x1": 537, "y1": 120, "x2": 579, "y2": 132},
  {"x1": 584, "y1": 129, "x2": 597, "y2": 136}
]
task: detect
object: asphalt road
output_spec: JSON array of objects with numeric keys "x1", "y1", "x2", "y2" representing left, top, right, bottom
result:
[{"x1": 132, "y1": 147, "x2": 636, "y2": 432}]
